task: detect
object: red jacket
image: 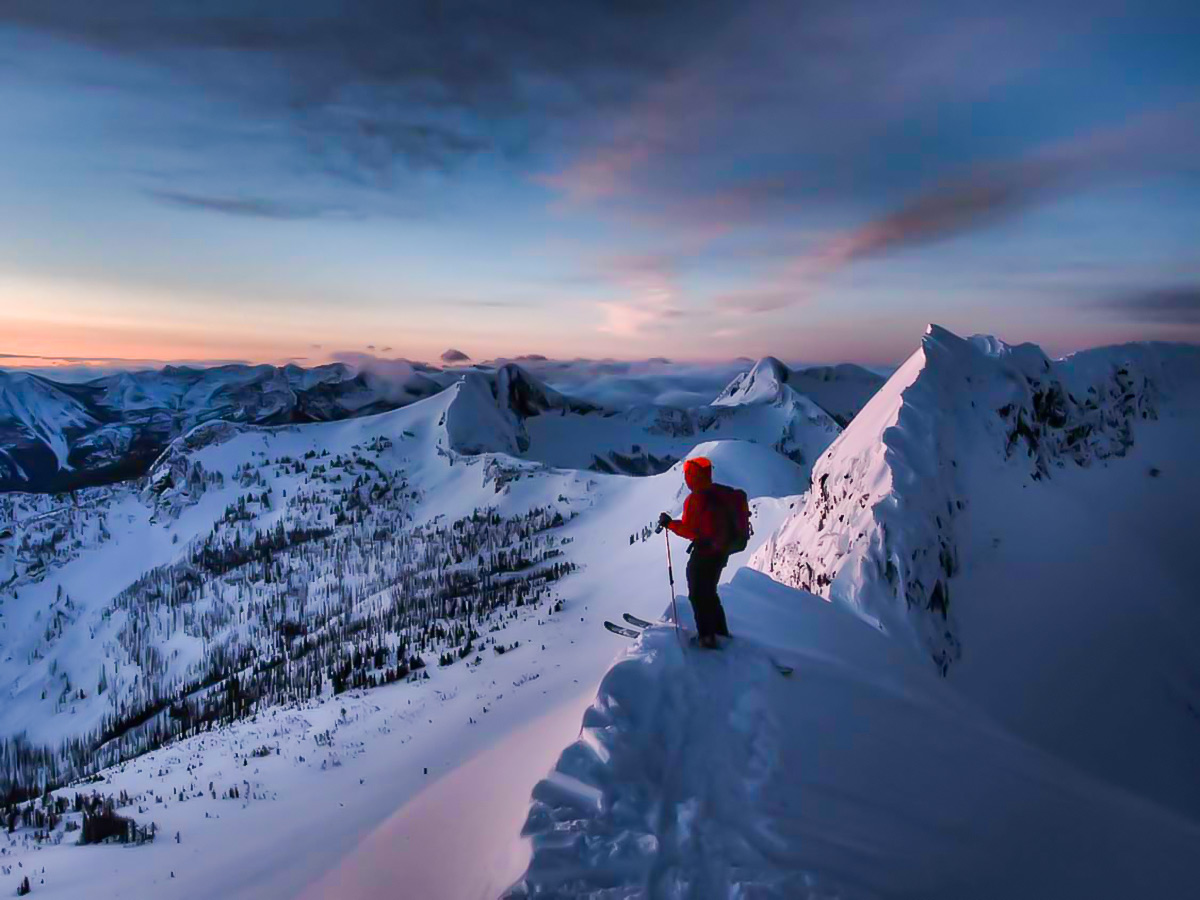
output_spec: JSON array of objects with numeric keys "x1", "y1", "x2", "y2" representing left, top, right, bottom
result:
[{"x1": 666, "y1": 457, "x2": 727, "y2": 556}]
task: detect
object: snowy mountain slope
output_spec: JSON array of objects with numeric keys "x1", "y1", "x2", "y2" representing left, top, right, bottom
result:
[
  {"x1": 0, "y1": 362, "x2": 450, "y2": 493},
  {"x1": 0, "y1": 350, "x2": 809, "y2": 762},
  {"x1": 751, "y1": 325, "x2": 1200, "y2": 668},
  {"x1": 714, "y1": 356, "x2": 885, "y2": 425},
  {"x1": 280, "y1": 441, "x2": 809, "y2": 900},
  {"x1": 785, "y1": 363, "x2": 889, "y2": 425},
  {"x1": 508, "y1": 569, "x2": 1200, "y2": 899},
  {"x1": 0, "y1": 371, "x2": 99, "y2": 478},
  {"x1": 750, "y1": 324, "x2": 1200, "y2": 817},
  {"x1": 946, "y1": 378, "x2": 1200, "y2": 819},
  {"x1": 0, "y1": 431, "x2": 808, "y2": 899},
  {"x1": 0, "y1": 382, "x2": 586, "y2": 758}
]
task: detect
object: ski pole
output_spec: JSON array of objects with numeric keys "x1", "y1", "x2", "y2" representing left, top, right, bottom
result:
[{"x1": 664, "y1": 528, "x2": 683, "y2": 647}]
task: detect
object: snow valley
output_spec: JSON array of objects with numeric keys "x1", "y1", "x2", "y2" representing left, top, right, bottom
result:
[{"x1": 2, "y1": 330, "x2": 1199, "y2": 899}]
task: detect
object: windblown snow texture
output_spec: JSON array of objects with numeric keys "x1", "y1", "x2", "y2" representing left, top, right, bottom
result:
[{"x1": 508, "y1": 571, "x2": 1200, "y2": 899}]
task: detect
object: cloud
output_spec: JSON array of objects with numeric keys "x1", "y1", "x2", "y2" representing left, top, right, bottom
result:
[
  {"x1": 817, "y1": 108, "x2": 1198, "y2": 266},
  {"x1": 446, "y1": 298, "x2": 538, "y2": 309},
  {"x1": 4, "y1": 0, "x2": 733, "y2": 183},
  {"x1": 537, "y1": 2, "x2": 1062, "y2": 216},
  {"x1": 148, "y1": 189, "x2": 351, "y2": 220},
  {"x1": 593, "y1": 253, "x2": 687, "y2": 337},
  {"x1": 328, "y1": 351, "x2": 445, "y2": 400},
  {"x1": 535, "y1": 359, "x2": 754, "y2": 409},
  {"x1": 0, "y1": 354, "x2": 256, "y2": 381},
  {"x1": 0, "y1": 352, "x2": 250, "y2": 366},
  {"x1": 597, "y1": 300, "x2": 683, "y2": 338},
  {"x1": 440, "y1": 348, "x2": 471, "y2": 363},
  {"x1": 719, "y1": 105, "x2": 1200, "y2": 312},
  {"x1": 713, "y1": 289, "x2": 798, "y2": 314},
  {"x1": 1103, "y1": 286, "x2": 1200, "y2": 324}
]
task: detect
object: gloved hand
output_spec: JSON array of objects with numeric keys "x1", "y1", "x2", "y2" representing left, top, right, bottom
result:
[{"x1": 657, "y1": 512, "x2": 672, "y2": 529}]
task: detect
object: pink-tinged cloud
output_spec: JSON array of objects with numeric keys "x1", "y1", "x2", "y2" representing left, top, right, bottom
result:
[
  {"x1": 536, "y1": 142, "x2": 654, "y2": 204},
  {"x1": 594, "y1": 252, "x2": 687, "y2": 337},
  {"x1": 720, "y1": 104, "x2": 1200, "y2": 313}
]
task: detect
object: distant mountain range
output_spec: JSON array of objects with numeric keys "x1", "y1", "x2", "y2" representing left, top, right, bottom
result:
[
  {"x1": 0, "y1": 363, "x2": 448, "y2": 492},
  {"x1": 0, "y1": 358, "x2": 884, "y2": 492}
]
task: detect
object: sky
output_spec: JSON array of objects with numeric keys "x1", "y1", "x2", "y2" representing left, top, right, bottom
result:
[{"x1": 0, "y1": 0, "x2": 1198, "y2": 369}]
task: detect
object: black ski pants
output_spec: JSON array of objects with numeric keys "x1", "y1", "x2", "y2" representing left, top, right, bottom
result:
[{"x1": 686, "y1": 550, "x2": 730, "y2": 639}]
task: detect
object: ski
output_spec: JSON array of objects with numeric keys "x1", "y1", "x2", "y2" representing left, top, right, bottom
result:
[
  {"x1": 615, "y1": 615, "x2": 793, "y2": 675},
  {"x1": 603, "y1": 620, "x2": 640, "y2": 639}
]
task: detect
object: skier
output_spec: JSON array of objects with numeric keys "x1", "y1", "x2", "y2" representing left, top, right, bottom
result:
[{"x1": 658, "y1": 456, "x2": 749, "y2": 650}]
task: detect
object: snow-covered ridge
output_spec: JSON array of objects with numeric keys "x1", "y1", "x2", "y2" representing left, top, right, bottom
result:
[
  {"x1": 507, "y1": 570, "x2": 1200, "y2": 899},
  {"x1": 750, "y1": 324, "x2": 1200, "y2": 672}
]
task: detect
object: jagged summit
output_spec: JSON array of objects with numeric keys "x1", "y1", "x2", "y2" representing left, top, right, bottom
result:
[
  {"x1": 491, "y1": 363, "x2": 602, "y2": 418},
  {"x1": 751, "y1": 323, "x2": 1200, "y2": 670},
  {"x1": 713, "y1": 355, "x2": 884, "y2": 426},
  {"x1": 712, "y1": 356, "x2": 792, "y2": 407},
  {"x1": 441, "y1": 365, "x2": 606, "y2": 456}
]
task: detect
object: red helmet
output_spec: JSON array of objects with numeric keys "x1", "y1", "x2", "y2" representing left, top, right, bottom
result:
[{"x1": 683, "y1": 456, "x2": 713, "y2": 490}]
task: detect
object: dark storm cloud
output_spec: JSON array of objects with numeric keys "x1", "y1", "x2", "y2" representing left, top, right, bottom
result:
[
  {"x1": 2, "y1": 0, "x2": 732, "y2": 179},
  {"x1": 1104, "y1": 287, "x2": 1200, "y2": 324}
]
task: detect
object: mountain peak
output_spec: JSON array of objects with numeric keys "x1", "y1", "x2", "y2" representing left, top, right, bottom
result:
[{"x1": 712, "y1": 356, "x2": 792, "y2": 407}]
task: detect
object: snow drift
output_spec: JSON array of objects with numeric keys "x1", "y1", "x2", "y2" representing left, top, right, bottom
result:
[{"x1": 507, "y1": 570, "x2": 1200, "y2": 899}]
